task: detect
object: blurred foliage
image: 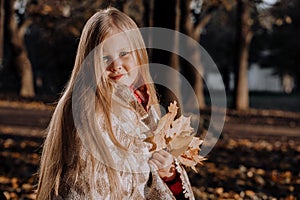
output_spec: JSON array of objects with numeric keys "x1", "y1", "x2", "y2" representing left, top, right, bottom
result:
[
  {"x1": 251, "y1": 0, "x2": 300, "y2": 87},
  {"x1": 0, "y1": 0, "x2": 299, "y2": 97}
]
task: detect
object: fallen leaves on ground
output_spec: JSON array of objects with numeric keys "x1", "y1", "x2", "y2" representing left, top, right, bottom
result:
[
  {"x1": 1, "y1": 133, "x2": 299, "y2": 199},
  {"x1": 0, "y1": 137, "x2": 41, "y2": 200},
  {"x1": 190, "y1": 134, "x2": 300, "y2": 200}
]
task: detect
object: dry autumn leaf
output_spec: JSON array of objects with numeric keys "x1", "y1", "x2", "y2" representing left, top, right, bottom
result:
[
  {"x1": 167, "y1": 115, "x2": 194, "y2": 138},
  {"x1": 153, "y1": 101, "x2": 178, "y2": 135},
  {"x1": 144, "y1": 101, "x2": 205, "y2": 171}
]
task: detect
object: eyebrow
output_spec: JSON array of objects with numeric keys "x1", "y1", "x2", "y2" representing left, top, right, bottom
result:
[
  {"x1": 119, "y1": 47, "x2": 131, "y2": 51},
  {"x1": 102, "y1": 47, "x2": 132, "y2": 55}
]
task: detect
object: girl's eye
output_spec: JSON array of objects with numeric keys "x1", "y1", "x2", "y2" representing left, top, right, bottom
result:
[
  {"x1": 120, "y1": 51, "x2": 129, "y2": 57},
  {"x1": 103, "y1": 56, "x2": 110, "y2": 63}
]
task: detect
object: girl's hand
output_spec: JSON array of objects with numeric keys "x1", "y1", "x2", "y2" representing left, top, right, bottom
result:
[{"x1": 148, "y1": 150, "x2": 177, "y2": 182}]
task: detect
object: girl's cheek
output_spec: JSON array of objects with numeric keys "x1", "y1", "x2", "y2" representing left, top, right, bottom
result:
[{"x1": 104, "y1": 70, "x2": 111, "y2": 79}]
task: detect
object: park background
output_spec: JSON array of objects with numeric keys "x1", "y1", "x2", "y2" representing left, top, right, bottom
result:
[{"x1": 0, "y1": 0, "x2": 299, "y2": 199}]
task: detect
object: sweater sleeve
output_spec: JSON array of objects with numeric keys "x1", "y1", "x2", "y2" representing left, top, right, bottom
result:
[
  {"x1": 165, "y1": 172, "x2": 185, "y2": 197},
  {"x1": 145, "y1": 164, "x2": 195, "y2": 200},
  {"x1": 168, "y1": 158, "x2": 195, "y2": 200}
]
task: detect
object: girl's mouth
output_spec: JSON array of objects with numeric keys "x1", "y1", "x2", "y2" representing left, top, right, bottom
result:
[{"x1": 110, "y1": 74, "x2": 124, "y2": 81}]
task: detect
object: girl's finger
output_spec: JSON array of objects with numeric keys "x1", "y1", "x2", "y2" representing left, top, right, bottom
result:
[
  {"x1": 155, "y1": 150, "x2": 174, "y2": 165},
  {"x1": 149, "y1": 158, "x2": 165, "y2": 169},
  {"x1": 152, "y1": 152, "x2": 166, "y2": 162},
  {"x1": 158, "y1": 149, "x2": 172, "y2": 158}
]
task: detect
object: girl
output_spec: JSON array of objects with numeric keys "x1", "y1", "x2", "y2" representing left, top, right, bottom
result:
[{"x1": 36, "y1": 7, "x2": 194, "y2": 200}]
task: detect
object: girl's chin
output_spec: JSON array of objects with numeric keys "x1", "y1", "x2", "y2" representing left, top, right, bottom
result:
[
  {"x1": 115, "y1": 78, "x2": 135, "y2": 86},
  {"x1": 112, "y1": 80, "x2": 129, "y2": 86}
]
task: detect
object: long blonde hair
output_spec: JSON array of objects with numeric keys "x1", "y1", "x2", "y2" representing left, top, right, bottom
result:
[{"x1": 36, "y1": 7, "x2": 159, "y2": 199}]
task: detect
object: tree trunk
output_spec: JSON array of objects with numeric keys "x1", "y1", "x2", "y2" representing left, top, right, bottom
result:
[
  {"x1": 169, "y1": 0, "x2": 182, "y2": 108},
  {"x1": 7, "y1": 0, "x2": 35, "y2": 97},
  {"x1": 144, "y1": 0, "x2": 154, "y2": 27},
  {"x1": 180, "y1": 0, "x2": 210, "y2": 110},
  {"x1": 234, "y1": 0, "x2": 253, "y2": 110},
  {"x1": 152, "y1": 0, "x2": 182, "y2": 112},
  {"x1": 0, "y1": 0, "x2": 4, "y2": 65}
]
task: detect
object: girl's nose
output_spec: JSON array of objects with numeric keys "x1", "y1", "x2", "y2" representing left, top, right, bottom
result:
[
  {"x1": 111, "y1": 65, "x2": 122, "y2": 71},
  {"x1": 111, "y1": 58, "x2": 123, "y2": 71}
]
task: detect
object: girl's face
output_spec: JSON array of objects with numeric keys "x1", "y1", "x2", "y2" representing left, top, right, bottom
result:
[{"x1": 102, "y1": 30, "x2": 139, "y2": 87}]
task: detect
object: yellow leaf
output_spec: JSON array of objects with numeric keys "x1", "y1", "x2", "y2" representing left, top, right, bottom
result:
[
  {"x1": 153, "y1": 101, "x2": 178, "y2": 135},
  {"x1": 168, "y1": 136, "x2": 193, "y2": 157},
  {"x1": 167, "y1": 115, "x2": 194, "y2": 138},
  {"x1": 144, "y1": 133, "x2": 167, "y2": 152},
  {"x1": 189, "y1": 137, "x2": 203, "y2": 149},
  {"x1": 191, "y1": 166, "x2": 198, "y2": 173},
  {"x1": 178, "y1": 156, "x2": 197, "y2": 167},
  {"x1": 192, "y1": 155, "x2": 206, "y2": 164},
  {"x1": 143, "y1": 101, "x2": 206, "y2": 171}
]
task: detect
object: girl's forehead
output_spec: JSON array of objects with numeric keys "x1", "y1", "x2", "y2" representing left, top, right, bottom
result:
[{"x1": 102, "y1": 32, "x2": 131, "y2": 52}]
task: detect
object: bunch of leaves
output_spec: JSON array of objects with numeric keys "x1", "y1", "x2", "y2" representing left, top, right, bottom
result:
[{"x1": 144, "y1": 101, "x2": 206, "y2": 172}]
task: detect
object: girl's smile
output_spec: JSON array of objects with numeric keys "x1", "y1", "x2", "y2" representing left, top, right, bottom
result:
[{"x1": 109, "y1": 73, "x2": 125, "y2": 81}]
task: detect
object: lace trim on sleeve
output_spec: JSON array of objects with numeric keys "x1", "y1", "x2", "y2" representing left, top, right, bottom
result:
[{"x1": 174, "y1": 158, "x2": 195, "y2": 199}]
